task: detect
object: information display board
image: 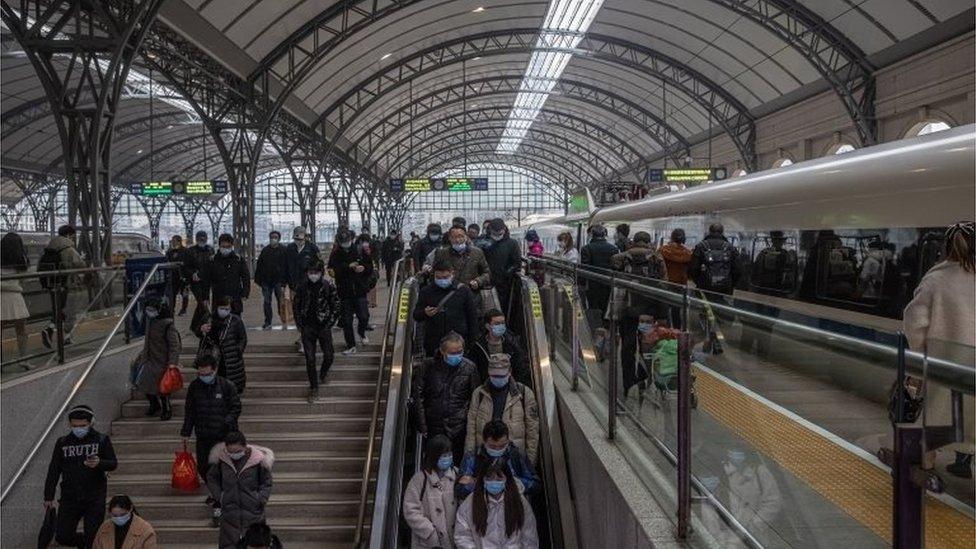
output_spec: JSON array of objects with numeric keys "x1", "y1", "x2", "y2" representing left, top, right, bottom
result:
[
  {"x1": 646, "y1": 167, "x2": 728, "y2": 184},
  {"x1": 599, "y1": 182, "x2": 647, "y2": 205},
  {"x1": 142, "y1": 181, "x2": 173, "y2": 196},
  {"x1": 129, "y1": 179, "x2": 229, "y2": 197},
  {"x1": 389, "y1": 177, "x2": 489, "y2": 192}
]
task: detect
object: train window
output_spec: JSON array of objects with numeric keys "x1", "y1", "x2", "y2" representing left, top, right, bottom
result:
[
  {"x1": 771, "y1": 158, "x2": 793, "y2": 168},
  {"x1": 750, "y1": 233, "x2": 797, "y2": 293},
  {"x1": 906, "y1": 120, "x2": 952, "y2": 137},
  {"x1": 917, "y1": 230, "x2": 944, "y2": 277},
  {"x1": 826, "y1": 142, "x2": 856, "y2": 155},
  {"x1": 815, "y1": 234, "x2": 890, "y2": 306}
]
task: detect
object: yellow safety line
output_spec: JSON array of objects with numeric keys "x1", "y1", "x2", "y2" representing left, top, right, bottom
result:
[{"x1": 694, "y1": 367, "x2": 975, "y2": 548}]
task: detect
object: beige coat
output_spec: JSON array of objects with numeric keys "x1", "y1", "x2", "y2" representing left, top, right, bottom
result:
[
  {"x1": 403, "y1": 468, "x2": 458, "y2": 548},
  {"x1": 902, "y1": 260, "x2": 975, "y2": 453},
  {"x1": 92, "y1": 515, "x2": 157, "y2": 549},
  {"x1": 465, "y1": 382, "x2": 539, "y2": 464}
]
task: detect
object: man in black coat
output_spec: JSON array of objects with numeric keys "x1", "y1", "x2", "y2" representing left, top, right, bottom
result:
[
  {"x1": 580, "y1": 224, "x2": 619, "y2": 317},
  {"x1": 412, "y1": 332, "x2": 481, "y2": 461},
  {"x1": 328, "y1": 228, "x2": 374, "y2": 354},
  {"x1": 44, "y1": 404, "x2": 118, "y2": 549},
  {"x1": 184, "y1": 230, "x2": 214, "y2": 326},
  {"x1": 180, "y1": 354, "x2": 241, "y2": 484},
  {"x1": 285, "y1": 226, "x2": 320, "y2": 291},
  {"x1": 689, "y1": 223, "x2": 740, "y2": 354},
  {"x1": 412, "y1": 260, "x2": 479, "y2": 357},
  {"x1": 254, "y1": 230, "x2": 288, "y2": 330},
  {"x1": 165, "y1": 234, "x2": 189, "y2": 315},
  {"x1": 412, "y1": 223, "x2": 443, "y2": 273},
  {"x1": 381, "y1": 231, "x2": 405, "y2": 284},
  {"x1": 206, "y1": 234, "x2": 251, "y2": 315},
  {"x1": 293, "y1": 260, "x2": 341, "y2": 401},
  {"x1": 469, "y1": 308, "x2": 529, "y2": 385},
  {"x1": 483, "y1": 218, "x2": 522, "y2": 316}
]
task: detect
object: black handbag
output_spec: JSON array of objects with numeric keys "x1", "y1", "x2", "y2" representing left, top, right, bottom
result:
[{"x1": 37, "y1": 506, "x2": 56, "y2": 549}]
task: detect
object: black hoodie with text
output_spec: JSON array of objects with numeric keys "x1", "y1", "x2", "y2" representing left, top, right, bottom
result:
[{"x1": 44, "y1": 427, "x2": 118, "y2": 502}]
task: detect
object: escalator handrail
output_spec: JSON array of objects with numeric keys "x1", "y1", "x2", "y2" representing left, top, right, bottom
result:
[
  {"x1": 515, "y1": 274, "x2": 580, "y2": 549},
  {"x1": 0, "y1": 261, "x2": 180, "y2": 503},
  {"x1": 0, "y1": 264, "x2": 124, "y2": 281},
  {"x1": 354, "y1": 259, "x2": 404, "y2": 546}
]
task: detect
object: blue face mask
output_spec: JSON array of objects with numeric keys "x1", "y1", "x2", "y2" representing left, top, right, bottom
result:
[
  {"x1": 434, "y1": 277, "x2": 452, "y2": 289},
  {"x1": 490, "y1": 375, "x2": 509, "y2": 388},
  {"x1": 437, "y1": 454, "x2": 453, "y2": 471},
  {"x1": 452, "y1": 243, "x2": 466, "y2": 253},
  {"x1": 637, "y1": 322, "x2": 653, "y2": 334},
  {"x1": 199, "y1": 373, "x2": 216, "y2": 385},
  {"x1": 489, "y1": 324, "x2": 506, "y2": 337},
  {"x1": 484, "y1": 479, "x2": 506, "y2": 495},
  {"x1": 111, "y1": 513, "x2": 131, "y2": 527},
  {"x1": 145, "y1": 308, "x2": 158, "y2": 319},
  {"x1": 71, "y1": 426, "x2": 90, "y2": 439},
  {"x1": 485, "y1": 444, "x2": 507, "y2": 458},
  {"x1": 217, "y1": 307, "x2": 231, "y2": 319},
  {"x1": 444, "y1": 353, "x2": 464, "y2": 366},
  {"x1": 428, "y1": 233, "x2": 441, "y2": 242}
]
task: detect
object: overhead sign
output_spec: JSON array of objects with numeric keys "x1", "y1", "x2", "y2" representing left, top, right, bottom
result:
[
  {"x1": 142, "y1": 181, "x2": 172, "y2": 196},
  {"x1": 129, "y1": 179, "x2": 229, "y2": 197},
  {"x1": 599, "y1": 182, "x2": 648, "y2": 205},
  {"x1": 389, "y1": 177, "x2": 489, "y2": 192},
  {"x1": 646, "y1": 167, "x2": 728, "y2": 184}
]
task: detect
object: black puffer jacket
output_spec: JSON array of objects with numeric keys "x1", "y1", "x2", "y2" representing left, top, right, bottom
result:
[
  {"x1": 293, "y1": 278, "x2": 340, "y2": 328},
  {"x1": 165, "y1": 247, "x2": 188, "y2": 282},
  {"x1": 412, "y1": 281, "x2": 479, "y2": 356},
  {"x1": 183, "y1": 244, "x2": 214, "y2": 295},
  {"x1": 484, "y1": 236, "x2": 521, "y2": 290},
  {"x1": 413, "y1": 236, "x2": 441, "y2": 271},
  {"x1": 195, "y1": 313, "x2": 248, "y2": 394},
  {"x1": 328, "y1": 245, "x2": 374, "y2": 299},
  {"x1": 580, "y1": 237, "x2": 618, "y2": 273},
  {"x1": 180, "y1": 375, "x2": 241, "y2": 440},
  {"x1": 381, "y1": 237, "x2": 404, "y2": 265},
  {"x1": 412, "y1": 353, "x2": 481, "y2": 437},
  {"x1": 470, "y1": 331, "x2": 530, "y2": 386},
  {"x1": 254, "y1": 243, "x2": 288, "y2": 286},
  {"x1": 285, "y1": 241, "x2": 320, "y2": 289},
  {"x1": 207, "y1": 251, "x2": 251, "y2": 301}
]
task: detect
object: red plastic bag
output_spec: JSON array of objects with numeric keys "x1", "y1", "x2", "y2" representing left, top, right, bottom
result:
[
  {"x1": 158, "y1": 366, "x2": 184, "y2": 395},
  {"x1": 171, "y1": 442, "x2": 200, "y2": 492}
]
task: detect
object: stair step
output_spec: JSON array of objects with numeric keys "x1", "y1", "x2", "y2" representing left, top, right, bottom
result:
[
  {"x1": 150, "y1": 516, "x2": 369, "y2": 543},
  {"x1": 111, "y1": 432, "x2": 376, "y2": 454},
  {"x1": 179, "y1": 364, "x2": 380, "y2": 383},
  {"x1": 120, "y1": 397, "x2": 374, "y2": 418},
  {"x1": 112, "y1": 414, "x2": 377, "y2": 437},
  {"x1": 131, "y1": 493, "x2": 372, "y2": 521},
  {"x1": 114, "y1": 452, "x2": 378, "y2": 475},
  {"x1": 241, "y1": 343, "x2": 382, "y2": 353},
  {"x1": 179, "y1": 351, "x2": 382, "y2": 364},
  {"x1": 109, "y1": 472, "x2": 373, "y2": 497},
  {"x1": 137, "y1": 380, "x2": 376, "y2": 400}
]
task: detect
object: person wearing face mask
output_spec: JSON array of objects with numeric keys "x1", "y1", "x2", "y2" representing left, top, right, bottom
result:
[
  {"x1": 414, "y1": 223, "x2": 443, "y2": 274},
  {"x1": 184, "y1": 230, "x2": 215, "y2": 329},
  {"x1": 467, "y1": 223, "x2": 481, "y2": 243},
  {"x1": 196, "y1": 296, "x2": 249, "y2": 395},
  {"x1": 413, "y1": 333, "x2": 481, "y2": 462},
  {"x1": 293, "y1": 260, "x2": 341, "y2": 402},
  {"x1": 92, "y1": 495, "x2": 157, "y2": 549},
  {"x1": 181, "y1": 354, "x2": 241, "y2": 523},
  {"x1": 206, "y1": 431, "x2": 275, "y2": 549},
  {"x1": 456, "y1": 421, "x2": 538, "y2": 501},
  {"x1": 465, "y1": 354, "x2": 539, "y2": 465},
  {"x1": 165, "y1": 235, "x2": 190, "y2": 315},
  {"x1": 132, "y1": 297, "x2": 181, "y2": 421},
  {"x1": 403, "y1": 434, "x2": 459, "y2": 549},
  {"x1": 413, "y1": 260, "x2": 480, "y2": 357},
  {"x1": 471, "y1": 309, "x2": 529, "y2": 385},
  {"x1": 328, "y1": 228, "x2": 375, "y2": 355},
  {"x1": 454, "y1": 457, "x2": 539, "y2": 549},
  {"x1": 235, "y1": 521, "x2": 283, "y2": 549},
  {"x1": 44, "y1": 405, "x2": 119, "y2": 549},
  {"x1": 39, "y1": 224, "x2": 88, "y2": 349},
  {"x1": 483, "y1": 219, "x2": 522, "y2": 316},
  {"x1": 206, "y1": 234, "x2": 251, "y2": 316},
  {"x1": 552, "y1": 231, "x2": 579, "y2": 263},
  {"x1": 473, "y1": 218, "x2": 494, "y2": 251},
  {"x1": 254, "y1": 230, "x2": 289, "y2": 330},
  {"x1": 285, "y1": 226, "x2": 321, "y2": 291},
  {"x1": 381, "y1": 230, "x2": 405, "y2": 284},
  {"x1": 432, "y1": 226, "x2": 491, "y2": 292}
]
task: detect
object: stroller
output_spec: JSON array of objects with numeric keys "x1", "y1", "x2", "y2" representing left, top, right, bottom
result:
[{"x1": 636, "y1": 327, "x2": 698, "y2": 409}]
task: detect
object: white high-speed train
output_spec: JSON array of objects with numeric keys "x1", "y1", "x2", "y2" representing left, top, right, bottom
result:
[{"x1": 515, "y1": 124, "x2": 976, "y2": 336}]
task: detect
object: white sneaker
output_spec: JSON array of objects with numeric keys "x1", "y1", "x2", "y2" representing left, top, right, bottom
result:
[
  {"x1": 342, "y1": 347, "x2": 357, "y2": 356},
  {"x1": 360, "y1": 335, "x2": 370, "y2": 345}
]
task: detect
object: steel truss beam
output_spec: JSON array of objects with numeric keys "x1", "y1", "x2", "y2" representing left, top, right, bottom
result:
[
  {"x1": 406, "y1": 141, "x2": 589, "y2": 187},
  {"x1": 351, "y1": 75, "x2": 690, "y2": 178},
  {"x1": 1, "y1": 166, "x2": 60, "y2": 232},
  {"x1": 1, "y1": 0, "x2": 166, "y2": 265},
  {"x1": 399, "y1": 158, "x2": 568, "y2": 207},
  {"x1": 713, "y1": 0, "x2": 876, "y2": 145},
  {"x1": 314, "y1": 29, "x2": 754, "y2": 172},
  {"x1": 370, "y1": 105, "x2": 641, "y2": 179}
]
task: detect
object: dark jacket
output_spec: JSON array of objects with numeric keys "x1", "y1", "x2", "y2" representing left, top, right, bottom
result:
[
  {"x1": 432, "y1": 245, "x2": 491, "y2": 288},
  {"x1": 689, "y1": 234, "x2": 740, "y2": 294},
  {"x1": 254, "y1": 243, "x2": 288, "y2": 287},
  {"x1": 195, "y1": 313, "x2": 248, "y2": 394},
  {"x1": 580, "y1": 237, "x2": 618, "y2": 273},
  {"x1": 206, "y1": 443, "x2": 274, "y2": 549},
  {"x1": 413, "y1": 282, "x2": 479, "y2": 356},
  {"x1": 180, "y1": 375, "x2": 241, "y2": 440},
  {"x1": 293, "y1": 278, "x2": 340, "y2": 329},
  {"x1": 328, "y1": 244, "x2": 374, "y2": 300},
  {"x1": 456, "y1": 442, "x2": 539, "y2": 499},
  {"x1": 611, "y1": 243, "x2": 665, "y2": 316},
  {"x1": 207, "y1": 251, "x2": 251, "y2": 301},
  {"x1": 285, "y1": 241, "x2": 320, "y2": 289},
  {"x1": 134, "y1": 317, "x2": 181, "y2": 395},
  {"x1": 381, "y1": 237, "x2": 405, "y2": 266},
  {"x1": 165, "y1": 247, "x2": 188, "y2": 282},
  {"x1": 412, "y1": 353, "x2": 481, "y2": 437},
  {"x1": 183, "y1": 244, "x2": 214, "y2": 295},
  {"x1": 44, "y1": 428, "x2": 118, "y2": 502},
  {"x1": 413, "y1": 236, "x2": 441, "y2": 272},
  {"x1": 483, "y1": 236, "x2": 521, "y2": 291},
  {"x1": 470, "y1": 332, "x2": 529, "y2": 386}
]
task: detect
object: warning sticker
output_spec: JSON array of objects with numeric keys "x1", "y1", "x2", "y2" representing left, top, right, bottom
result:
[
  {"x1": 397, "y1": 288, "x2": 410, "y2": 322},
  {"x1": 529, "y1": 288, "x2": 543, "y2": 319}
]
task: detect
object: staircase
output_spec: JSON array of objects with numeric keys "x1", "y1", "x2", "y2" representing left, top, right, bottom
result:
[{"x1": 107, "y1": 338, "x2": 383, "y2": 548}]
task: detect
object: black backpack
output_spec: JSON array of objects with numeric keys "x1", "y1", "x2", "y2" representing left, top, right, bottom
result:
[
  {"x1": 624, "y1": 251, "x2": 662, "y2": 280},
  {"x1": 700, "y1": 241, "x2": 734, "y2": 290},
  {"x1": 37, "y1": 246, "x2": 68, "y2": 289}
]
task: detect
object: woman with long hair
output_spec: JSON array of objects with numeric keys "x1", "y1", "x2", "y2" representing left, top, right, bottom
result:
[
  {"x1": 454, "y1": 457, "x2": 538, "y2": 548},
  {"x1": 903, "y1": 221, "x2": 975, "y2": 478},
  {"x1": 553, "y1": 230, "x2": 579, "y2": 263},
  {"x1": 403, "y1": 434, "x2": 459, "y2": 548},
  {"x1": 0, "y1": 232, "x2": 30, "y2": 356},
  {"x1": 92, "y1": 495, "x2": 157, "y2": 548},
  {"x1": 133, "y1": 297, "x2": 181, "y2": 420}
]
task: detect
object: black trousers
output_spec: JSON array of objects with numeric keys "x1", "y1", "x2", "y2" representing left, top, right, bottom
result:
[
  {"x1": 384, "y1": 261, "x2": 396, "y2": 284},
  {"x1": 55, "y1": 495, "x2": 105, "y2": 549},
  {"x1": 340, "y1": 297, "x2": 369, "y2": 347},
  {"x1": 619, "y1": 313, "x2": 647, "y2": 395},
  {"x1": 196, "y1": 436, "x2": 221, "y2": 483},
  {"x1": 301, "y1": 323, "x2": 335, "y2": 388}
]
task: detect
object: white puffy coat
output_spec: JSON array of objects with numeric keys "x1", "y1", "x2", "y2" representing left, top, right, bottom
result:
[
  {"x1": 403, "y1": 468, "x2": 458, "y2": 548},
  {"x1": 454, "y1": 492, "x2": 538, "y2": 549}
]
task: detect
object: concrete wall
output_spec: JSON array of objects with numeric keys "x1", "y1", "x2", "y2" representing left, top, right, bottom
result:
[
  {"x1": 643, "y1": 32, "x2": 975, "y2": 175},
  {"x1": 0, "y1": 343, "x2": 141, "y2": 548}
]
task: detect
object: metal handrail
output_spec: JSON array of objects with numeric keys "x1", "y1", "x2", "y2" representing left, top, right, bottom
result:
[
  {"x1": 0, "y1": 262, "x2": 175, "y2": 503},
  {"x1": 353, "y1": 259, "x2": 403, "y2": 546},
  {"x1": 0, "y1": 265, "x2": 123, "y2": 281},
  {"x1": 529, "y1": 255, "x2": 975, "y2": 394}
]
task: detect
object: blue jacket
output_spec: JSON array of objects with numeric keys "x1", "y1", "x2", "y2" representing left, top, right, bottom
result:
[{"x1": 456, "y1": 443, "x2": 539, "y2": 499}]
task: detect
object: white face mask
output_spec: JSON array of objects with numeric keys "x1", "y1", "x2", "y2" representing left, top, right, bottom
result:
[
  {"x1": 307, "y1": 273, "x2": 322, "y2": 283},
  {"x1": 218, "y1": 247, "x2": 232, "y2": 256}
]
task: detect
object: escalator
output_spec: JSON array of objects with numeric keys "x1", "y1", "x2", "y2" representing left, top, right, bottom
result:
[{"x1": 365, "y1": 274, "x2": 579, "y2": 548}]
